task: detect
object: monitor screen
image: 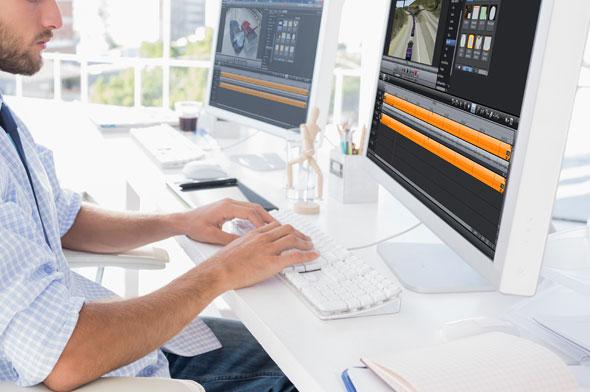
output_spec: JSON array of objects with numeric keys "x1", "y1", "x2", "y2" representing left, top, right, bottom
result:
[
  {"x1": 367, "y1": 0, "x2": 542, "y2": 258},
  {"x1": 208, "y1": 0, "x2": 323, "y2": 130}
]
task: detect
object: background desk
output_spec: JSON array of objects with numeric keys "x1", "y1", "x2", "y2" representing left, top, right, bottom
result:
[{"x1": 9, "y1": 95, "x2": 590, "y2": 391}]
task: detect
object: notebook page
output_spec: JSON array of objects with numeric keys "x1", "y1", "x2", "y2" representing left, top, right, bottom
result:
[
  {"x1": 363, "y1": 332, "x2": 577, "y2": 392},
  {"x1": 361, "y1": 359, "x2": 414, "y2": 392}
]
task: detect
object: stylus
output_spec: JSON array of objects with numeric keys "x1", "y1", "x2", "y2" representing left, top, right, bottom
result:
[{"x1": 179, "y1": 178, "x2": 238, "y2": 191}]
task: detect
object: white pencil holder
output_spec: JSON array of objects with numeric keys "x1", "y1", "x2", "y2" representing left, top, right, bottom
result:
[{"x1": 328, "y1": 148, "x2": 378, "y2": 204}]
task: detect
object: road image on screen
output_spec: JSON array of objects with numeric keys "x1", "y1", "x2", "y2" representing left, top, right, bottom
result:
[
  {"x1": 221, "y1": 8, "x2": 262, "y2": 60},
  {"x1": 388, "y1": 0, "x2": 441, "y2": 65}
]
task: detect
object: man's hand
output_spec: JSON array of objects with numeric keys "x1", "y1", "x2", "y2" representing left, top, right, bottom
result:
[
  {"x1": 177, "y1": 198, "x2": 320, "y2": 289},
  {"x1": 175, "y1": 198, "x2": 276, "y2": 245},
  {"x1": 199, "y1": 221, "x2": 319, "y2": 291}
]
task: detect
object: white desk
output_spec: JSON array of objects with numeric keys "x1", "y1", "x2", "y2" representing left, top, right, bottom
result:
[
  {"x1": 100, "y1": 114, "x2": 524, "y2": 391},
  {"x1": 11, "y1": 96, "x2": 590, "y2": 391}
]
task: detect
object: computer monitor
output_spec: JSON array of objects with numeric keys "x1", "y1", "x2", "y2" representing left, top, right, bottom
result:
[
  {"x1": 362, "y1": 0, "x2": 590, "y2": 295},
  {"x1": 205, "y1": 0, "x2": 343, "y2": 140}
]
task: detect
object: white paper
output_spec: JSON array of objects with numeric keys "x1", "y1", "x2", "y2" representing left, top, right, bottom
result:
[
  {"x1": 535, "y1": 315, "x2": 590, "y2": 352},
  {"x1": 363, "y1": 332, "x2": 577, "y2": 392}
]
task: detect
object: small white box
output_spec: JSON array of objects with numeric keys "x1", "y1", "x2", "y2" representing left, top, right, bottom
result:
[{"x1": 328, "y1": 148, "x2": 378, "y2": 204}]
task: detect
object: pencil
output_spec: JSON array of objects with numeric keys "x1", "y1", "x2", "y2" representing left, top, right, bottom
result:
[{"x1": 358, "y1": 125, "x2": 368, "y2": 155}]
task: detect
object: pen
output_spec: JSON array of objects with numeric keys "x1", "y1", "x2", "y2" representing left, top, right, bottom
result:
[
  {"x1": 338, "y1": 122, "x2": 350, "y2": 155},
  {"x1": 358, "y1": 125, "x2": 368, "y2": 155},
  {"x1": 341, "y1": 140, "x2": 348, "y2": 155},
  {"x1": 348, "y1": 130, "x2": 356, "y2": 155},
  {"x1": 179, "y1": 177, "x2": 238, "y2": 191}
]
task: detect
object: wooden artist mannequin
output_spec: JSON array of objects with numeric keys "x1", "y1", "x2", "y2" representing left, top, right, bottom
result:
[{"x1": 287, "y1": 107, "x2": 324, "y2": 214}]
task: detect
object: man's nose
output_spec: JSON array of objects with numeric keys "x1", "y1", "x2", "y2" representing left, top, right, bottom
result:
[{"x1": 41, "y1": 0, "x2": 63, "y2": 31}]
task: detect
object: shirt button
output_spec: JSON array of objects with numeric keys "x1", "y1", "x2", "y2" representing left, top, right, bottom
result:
[{"x1": 43, "y1": 264, "x2": 54, "y2": 274}]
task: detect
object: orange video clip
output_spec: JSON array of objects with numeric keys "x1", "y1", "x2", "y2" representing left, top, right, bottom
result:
[
  {"x1": 221, "y1": 72, "x2": 309, "y2": 96},
  {"x1": 383, "y1": 94, "x2": 512, "y2": 161},
  {"x1": 381, "y1": 114, "x2": 506, "y2": 193},
  {"x1": 219, "y1": 82, "x2": 307, "y2": 109}
]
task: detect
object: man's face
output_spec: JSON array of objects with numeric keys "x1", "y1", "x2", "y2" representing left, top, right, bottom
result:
[{"x1": 0, "y1": 0, "x2": 63, "y2": 76}]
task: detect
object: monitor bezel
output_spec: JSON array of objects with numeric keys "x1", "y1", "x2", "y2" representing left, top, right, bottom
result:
[
  {"x1": 361, "y1": 0, "x2": 589, "y2": 295},
  {"x1": 203, "y1": 0, "x2": 343, "y2": 139}
]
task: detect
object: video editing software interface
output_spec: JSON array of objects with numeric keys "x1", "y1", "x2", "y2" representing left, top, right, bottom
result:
[
  {"x1": 368, "y1": 0, "x2": 542, "y2": 258},
  {"x1": 209, "y1": 0, "x2": 323, "y2": 129}
]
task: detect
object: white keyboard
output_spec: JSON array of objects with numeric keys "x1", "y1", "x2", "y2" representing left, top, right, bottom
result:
[
  {"x1": 131, "y1": 125, "x2": 205, "y2": 169},
  {"x1": 234, "y1": 210, "x2": 403, "y2": 320}
]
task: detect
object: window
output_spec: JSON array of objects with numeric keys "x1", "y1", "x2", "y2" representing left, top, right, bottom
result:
[
  {"x1": 581, "y1": 26, "x2": 590, "y2": 87},
  {"x1": 0, "y1": 71, "x2": 16, "y2": 96},
  {"x1": 2, "y1": 1, "x2": 588, "y2": 122},
  {"x1": 2, "y1": 0, "x2": 211, "y2": 109},
  {"x1": 0, "y1": 0, "x2": 365, "y2": 122}
]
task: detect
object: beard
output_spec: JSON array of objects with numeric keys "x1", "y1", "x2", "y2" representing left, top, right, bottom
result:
[{"x1": 0, "y1": 23, "x2": 52, "y2": 76}]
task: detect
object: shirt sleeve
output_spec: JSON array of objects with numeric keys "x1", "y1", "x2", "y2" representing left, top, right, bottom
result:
[
  {"x1": 35, "y1": 144, "x2": 82, "y2": 236},
  {"x1": 0, "y1": 198, "x2": 84, "y2": 387}
]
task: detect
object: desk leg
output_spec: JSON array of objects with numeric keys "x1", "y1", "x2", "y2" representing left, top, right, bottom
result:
[
  {"x1": 125, "y1": 270, "x2": 140, "y2": 298},
  {"x1": 125, "y1": 181, "x2": 140, "y2": 297},
  {"x1": 126, "y1": 182, "x2": 141, "y2": 212}
]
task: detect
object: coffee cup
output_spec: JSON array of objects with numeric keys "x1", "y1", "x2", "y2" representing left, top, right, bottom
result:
[{"x1": 175, "y1": 101, "x2": 201, "y2": 132}]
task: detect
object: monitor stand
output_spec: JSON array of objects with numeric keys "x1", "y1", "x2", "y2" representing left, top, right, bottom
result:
[
  {"x1": 377, "y1": 242, "x2": 494, "y2": 293},
  {"x1": 203, "y1": 115, "x2": 290, "y2": 172},
  {"x1": 230, "y1": 153, "x2": 286, "y2": 172}
]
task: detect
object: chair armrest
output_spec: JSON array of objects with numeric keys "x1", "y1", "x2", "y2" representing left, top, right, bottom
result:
[
  {"x1": 64, "y1": 246, "x2": 169, "y2": 271},
  {"x1": 0, "y1": 382, "x2": 47, "y2": 392},
  {"x1": 0, "y1": 378, "x2": 204, "y2": 392}
]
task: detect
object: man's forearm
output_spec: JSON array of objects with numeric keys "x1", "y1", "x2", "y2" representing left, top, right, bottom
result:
[
  {"x1": 62, "y1": 199, "x2": 279, "y2": 254},
  {"x1": 44, "y1": 262, "x2": 227, "y2": 392},
  {"x1": 61, "y1": 203, "x2": 186, "y2": 254},
  {"x1": 46, "y1": 214, "x2": 317, "y2": 391}
]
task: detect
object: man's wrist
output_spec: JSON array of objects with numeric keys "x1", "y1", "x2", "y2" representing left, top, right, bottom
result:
[
  {"x1": 188, "y1": 257, "x2": 230, "y2": 299},
  {"x1": 160, "y1": 211, "x2": 190, "y2": 237}
]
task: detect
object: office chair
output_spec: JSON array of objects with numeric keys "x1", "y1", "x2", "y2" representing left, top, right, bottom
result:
[
  {"x1": 0, "y1": 377, "x2": 204, "y2": 392},
  {"x1": 0, "y1": 247, "x2": 205, "y2": 392}
]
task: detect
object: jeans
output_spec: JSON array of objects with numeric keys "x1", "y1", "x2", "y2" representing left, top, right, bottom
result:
[{"x1": 165, "y1": 317, "x2": 298, "y2": 392}]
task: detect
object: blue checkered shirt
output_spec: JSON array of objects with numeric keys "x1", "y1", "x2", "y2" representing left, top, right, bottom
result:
[{"x1": 0, "y1": 96, "x2": 221, "y2": 387}]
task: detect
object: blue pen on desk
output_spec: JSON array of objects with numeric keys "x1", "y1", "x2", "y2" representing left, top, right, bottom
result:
[{"x1": 341, "y1": 369, "x2": 358, "y2": 392}]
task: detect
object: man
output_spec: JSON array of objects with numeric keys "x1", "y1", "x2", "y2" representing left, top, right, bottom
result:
[{"x1": 0, "y1": 1, "x2": 318, "y2": 391}]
